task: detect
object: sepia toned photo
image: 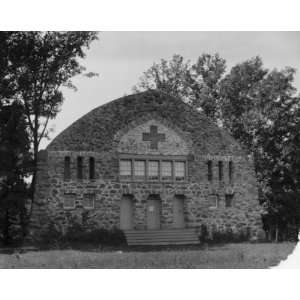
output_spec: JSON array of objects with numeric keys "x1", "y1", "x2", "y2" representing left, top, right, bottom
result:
[{"x1": 0, "y1": 31, "x2": 299, "y2": 268}]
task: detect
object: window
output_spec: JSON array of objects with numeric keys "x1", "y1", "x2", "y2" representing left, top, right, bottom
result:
[
  {"x1": 120, "y1": 159, "x2": 132, "y2": 179},
  {"x1": 209, "y1": 194, "x2": 219, "y2": 208},
  {"x1": 83, "y1": 193, "x2": 95, "y2": 209},
  {"x1": 229, "y1": 161, "x2": 234, "y2": 183},
  {"x1": 207, "y1": 160, "x2": 213, "y2": 182},
  {"x1": 89, "y1": 157, "x2": 95, "y2": 180},
  {"x1": 161, "y1": 161, "x2": 172, "y2": 181},
  {"x1": 148, "y1": 160, "x2": 159, "y2": 180},
  {"x1": 64, "y1": 156, "x2": 71, "y2": 181},
  {"x1": 77, "y1": 156, "x2": 83, "y2": 179},
  {"x1": 225, "y1": 194, "x2": 234, "y2": 208},
  {"x1": 63, "y1": 194, "x2": 76, "y2": 209},
  {"x1": 175, "y1": 161, "x2": 185, "y2": 181},
  {"x1": 119, "y1": 157, "x2": 188, "y2": 182},
  {"x1": 134, "y1": 160, "x2": 146, "y2": 180},
  {"x1": 218, "y1": 161, "x2": 223, "y2": 181}
]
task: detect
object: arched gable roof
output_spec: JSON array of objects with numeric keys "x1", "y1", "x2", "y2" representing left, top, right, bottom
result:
[{"x1": 47, "y1": 90, "x2": 244, "y2": 156}]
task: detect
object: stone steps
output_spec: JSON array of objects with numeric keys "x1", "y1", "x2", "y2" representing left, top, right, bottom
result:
[{"x1": 124, "y1": 228, "x2": 200, "y2": 246}]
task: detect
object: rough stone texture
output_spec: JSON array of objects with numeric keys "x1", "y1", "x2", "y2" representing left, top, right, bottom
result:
[{"x1": 30, "y1": 90, "x2": 263, "y2": 240}]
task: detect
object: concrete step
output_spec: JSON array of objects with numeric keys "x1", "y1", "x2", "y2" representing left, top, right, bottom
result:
[{"x1": 124, "y1": 228, "x2": 200, "y2": 246}]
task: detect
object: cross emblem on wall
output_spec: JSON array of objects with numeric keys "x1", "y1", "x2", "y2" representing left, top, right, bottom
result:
[{"x1": 142, "y1": 125, "x2": 166, "y2": 149}]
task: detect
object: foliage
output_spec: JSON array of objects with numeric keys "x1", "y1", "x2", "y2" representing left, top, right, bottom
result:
[
  {"x1": 0, "y1": 31, "x2": 98, "y2": 217},
  {"x1": 133, "y1": 53, "x2": 226, "y2": 121},
  {"x1": 135, "y1": 54, "x2": 300, "y2": 240},
  {"x1": 0, "y1": 102, "x2": 31, "y2": 245},
  {"x1": 39, "y1": 215, "x2": 126, "y2": 249},
  {"x1": 198, "y1": 224, "x2": 251, "y2": 244}
]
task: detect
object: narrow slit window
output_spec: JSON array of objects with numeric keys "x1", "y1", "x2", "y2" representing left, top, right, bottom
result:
[
  {"x1": 148, "y1": 160, "x2": 159, "y2": 181},
  {"x1": 174, "y1": 161, "x2": 185, "y2": 181},
  {"x1": 89, "y1": 157, "x2": 95, "y2": 180},
  {"x1": 64, "y1": 156, "x2": 71, "y2": 181},
  {"x1": 77, "y1": 156, "x2": 83, "y2": 179},
  {"x1": 207, "y1": 160, "x2": 213, "y2": 182},
  {"x1": 161, "y1": 161, "x2": 172, "y2": 181},
  {"x1": 134, "y1": 160, "x2": 146, "y2": 180},
  {"x1": 218, "y1": 161, "x2": 223, "y2": 181},
  {"x1": 229, "y1": 161, "x2": 234, "y2": 183}
]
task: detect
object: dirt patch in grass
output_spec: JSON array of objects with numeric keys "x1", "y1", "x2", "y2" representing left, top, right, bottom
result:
[{"x1": 0, "y1": 242, "x2": 296, "y2": 269}]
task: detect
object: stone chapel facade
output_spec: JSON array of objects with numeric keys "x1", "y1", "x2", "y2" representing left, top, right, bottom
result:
[{"x1": 30, "y1": 90, "x2": 263, "y2": 240}]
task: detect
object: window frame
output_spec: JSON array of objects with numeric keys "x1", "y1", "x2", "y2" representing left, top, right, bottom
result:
[
  {"x1": 63, "y1": 193, "x2": 76, "y2": 209},
  {"x1": 64, "y1": 156, "x2": 71, "y2": 181},
  {"x1": 89, "y1": 157, "x2": 95, "y2": 180},
  {"x1": 218, "y1": 161, "x2": 224, "y2": 182},
  {"x1": 82, "y1": 193, "x2": 95, "y2": 209},
  {"x1": 118, "y1": 154, "x2": 187, "y2": 183},
  {"x1": 77, "y1": 156, "x2": 83, "y2": 180}
]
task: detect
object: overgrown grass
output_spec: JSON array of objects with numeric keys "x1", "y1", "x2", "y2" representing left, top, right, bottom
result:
[{"x1": 0, "y1": 242, "x2": 296, "y2": 268}]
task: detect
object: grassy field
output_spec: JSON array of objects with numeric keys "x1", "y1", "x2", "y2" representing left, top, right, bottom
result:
[{"x1": 0, "y1": 242, "x2": 296, "y2": 268}]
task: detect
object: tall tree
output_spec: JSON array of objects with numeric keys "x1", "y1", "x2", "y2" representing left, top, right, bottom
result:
[
  {"x1": 0, "y1": 102, "x2": 31, "y2": 245},
  {"x1": 0, "y1": 31, "x2": 98, "y2": 215}
]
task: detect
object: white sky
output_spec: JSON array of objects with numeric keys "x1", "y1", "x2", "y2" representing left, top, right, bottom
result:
[{"x1": 43, "y1": 31, "x2": 300, "y2": 149}]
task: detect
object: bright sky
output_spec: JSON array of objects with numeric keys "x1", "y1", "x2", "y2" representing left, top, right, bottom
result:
[{"x1": 43, "y1": 31, "x2": 300, "y2": 149}]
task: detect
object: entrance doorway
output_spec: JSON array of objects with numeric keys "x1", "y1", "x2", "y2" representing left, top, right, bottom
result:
[
  {"x1": 147, "y1": 194, "x2": 161, "y2": 230},
  {"x1": 120, "y1": 194, "x2": 134, "y2": 230},
  {"x1": 173, "y1": 195, "x2": 185, "y2": 228}
]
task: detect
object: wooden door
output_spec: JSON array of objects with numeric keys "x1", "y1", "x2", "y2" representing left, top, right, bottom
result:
[
  {"x1": 120, "y1": 195, "x2": 134, "y2": 230},
  {"x1": 173, "y1": 196, "x2": 185, "y2": 228},
  {"x1": 147, "y1": 196, "x2": 161, "y2": 230}
]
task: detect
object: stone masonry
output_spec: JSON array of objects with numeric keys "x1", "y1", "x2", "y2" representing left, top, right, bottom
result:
[{"x1": 30, "y1": 90, "x2": 263, "y2": 240}]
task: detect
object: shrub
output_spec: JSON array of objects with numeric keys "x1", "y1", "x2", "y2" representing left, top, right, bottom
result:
[
  {"x1": 38, "y1": 218, "x2": 126, "y2": 249},
  {"x1": 198, "y1": 225, "x2": 251, "y2": 244}
]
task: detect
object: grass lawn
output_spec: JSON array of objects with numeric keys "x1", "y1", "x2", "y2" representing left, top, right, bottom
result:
[{"x1": 0, "y1": 242, "x2": 296, "y2": 268}]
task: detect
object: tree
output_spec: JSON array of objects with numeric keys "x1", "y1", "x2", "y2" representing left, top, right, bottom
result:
[
  {"x1": 0, "y1": 102, "x2": 31, "y2": 245},
  {"x1": 0, "y1": 31, "x2": 98, "y2": 215},
  {"x1": 134, "y1": 53, "x2": 226, "y2": 122}
]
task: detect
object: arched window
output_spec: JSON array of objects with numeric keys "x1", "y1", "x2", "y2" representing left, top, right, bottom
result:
[{"x1": 64, "y1": 156, "x2": 71, "y2": 181}]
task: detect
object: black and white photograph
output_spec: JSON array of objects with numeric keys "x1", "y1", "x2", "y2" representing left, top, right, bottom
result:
[{"x1": 1, "y1": 30, "x2": 299, "y2": 270}]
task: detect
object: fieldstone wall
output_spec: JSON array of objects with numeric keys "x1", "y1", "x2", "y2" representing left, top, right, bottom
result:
[{"x1": 30, "y1": 90, "x2": 264, "y2": 241}]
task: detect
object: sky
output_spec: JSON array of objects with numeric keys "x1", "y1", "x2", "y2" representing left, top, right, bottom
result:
[{"x1": 43, "y1": 31, "x2": 300, "y2": 149}]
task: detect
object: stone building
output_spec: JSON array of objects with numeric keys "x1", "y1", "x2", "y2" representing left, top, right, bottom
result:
[{"x1": 31, "y1": 90, "x2": 263, "y2": 243}]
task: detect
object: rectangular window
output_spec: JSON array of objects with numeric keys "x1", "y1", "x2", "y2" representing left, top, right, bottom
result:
[
  {"x1": 207, "y1": 160, "x2": 213, "y2": 182},
  {"x1": 209, "y1": 194, "x2": 219, "y2": 208},
  {"x1": 174, "y1": 161, "x2": 185, "y2": 181},
  {"x1": 120, "y1": 159, "x2": 132, "y2": 180},
  {"x1": 148, "y1": 160, "x2": 159, "y2": 180},
  {"x1": 134, "y1": 160, "x2": 146, "y2": 180},
  {"x1": 63, "y1": 194, "x2": 76, "y2": 209},
  {"x1": 83, "y1": 193, "x2": 95, "y2": 209},
  {"x1": 225, "y1": 194, "x2": 234, "y2": 208},
  {"x1": 229, "y1": 161, "x2": 234, "y2": 183},
  {"x1": 89, "y1": 157, "x2": 95, "y2": 180},
  {"x1": 218, "y1": 161, "x2": 223, "y2": 181},
  {"x1": 64, "y1": 156, "x2": 71, "y2": 181},
  {"x1": 161, "y1": 161, "x2": 172, "y2": 181},
  {"x1": 77, "y1": 156, "x2": 83, "y2": 179}
]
